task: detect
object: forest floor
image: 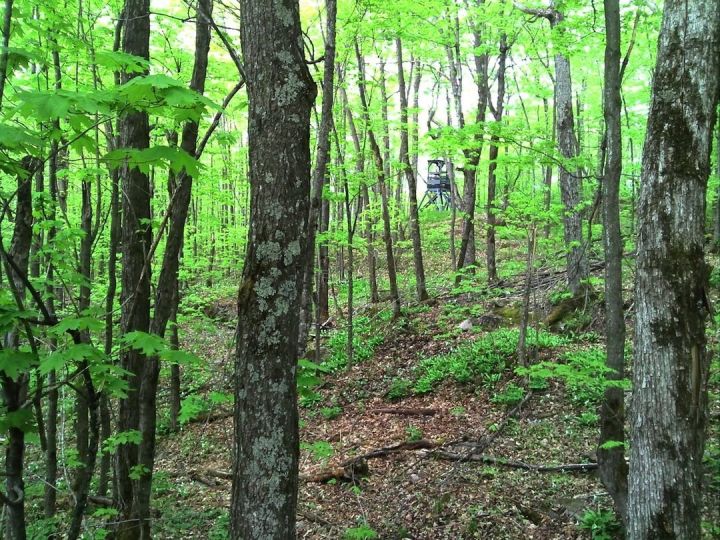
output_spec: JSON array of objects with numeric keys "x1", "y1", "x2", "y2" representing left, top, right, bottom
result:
[{"x1": 140, "y1": 242, "x2": 720, "y2": 539}]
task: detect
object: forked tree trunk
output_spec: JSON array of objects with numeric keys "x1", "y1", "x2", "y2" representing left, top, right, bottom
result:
[
  {"x1": 486, "y1": 33, "x2": 508, "y2": 284},
  {"x1": 231, "y1": 0, "x2": 316, "y2": 536},
  {"x1": 355, "y1": 41, "x2": 401, "y2": 319},
  {"x1": 454, "y1": 0, "x2": 489, "y2": 280},
  {"x1": 517, "y1": 3, "x2": 588, "y2": 295},
  {"x1": 396, "y1": 37, "x2": 428, "y2": 301},
  {"x1": 297, "y1": 0, "x2": 336, "y2": 355},
  {"x1": 629, "y1": 1, "x2": 720, "y2": 537}
]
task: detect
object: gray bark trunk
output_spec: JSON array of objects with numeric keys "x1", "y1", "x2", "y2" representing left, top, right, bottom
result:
[
  {"x1": 629, "y1": 1, "x2": 720, "y2": 538},
  {"x1": 231, "y1": 0, "x2": 316, "y2": 536},
  {"x1": 552, "y1": 20, "x2": 588, "y2": 296},
  {"x1": 486, "y1": 33, "x2": 507, "y2": 284}
]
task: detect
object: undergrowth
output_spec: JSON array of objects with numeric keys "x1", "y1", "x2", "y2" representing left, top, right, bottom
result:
[{"x1": 413, "y1": 328, "x2": 569, "y2": 394}]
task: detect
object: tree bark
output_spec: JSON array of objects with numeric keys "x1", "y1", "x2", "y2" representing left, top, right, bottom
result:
[
  {"x1": 552, "y1": 17, "x2": 587, "y2": 296},
  {"x1": 342, "y1": 85, "x2": 379, "y2": 304},
  {"x1": 1, "y1": 156, "x2": 37, "y2": 540},
  {"x1": 231, "y1": 0, "x2": 316, "y2": 536},
  {"x1": 454, "y1": 1, "x2": 489, "y2": 279},
  {"x1": 355, "y1": 41, "x2": 401, "y2": 318},
  {"x1": 517, "y1": 3, "x2": 588, "y2": 294},
  {"x1": 297, "y1": 0, "x2": 336, "y2": 356},
  {"x1": 598, "y1": 0, "x2": 627, "y2": 524},
  {"x1": 629, "y1": 1, "x2": 720, "y2": 538},
  {"x1": 486, "y1": 33, "x2": 508, "y2": 284},
  {"x1": 115, "y1": 0, "x2": 152, "y2": 535},
  {"x1": 396, "y1": 37, "x2": 428, "y2": 301}
]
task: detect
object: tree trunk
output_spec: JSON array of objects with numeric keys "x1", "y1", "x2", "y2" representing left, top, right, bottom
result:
[
  {"x1": 342, "y1": 85, "x2": 378, "y2": 303},
  {"x1": 598, "y1": 0, "x2": 627, "y2": 524},
  {"x1": 297, "y1": 0, "x2": 336, "y2": 355},
  {"x1": 1, "y1": 156, "x2": 37, "y2": 540},
  {"x1": 115, "y1": 0, "x2": 152, "y2": 535},
  {"x1": 552, "y1": 16, "x2": 588, "y2": 295},
  {"x1": 486, "y1": 34, "x2": 508, "y2": 284},
  {"x1": 396, "y1": 37, "x2": 428, "y2": 301},
  {"x1": 230, "y1": 0, "x2": 316, "y2": 536},
  {"x1": 355, "y1": 41, "x2": 401, "y2": 318},
  {"x1": 629, "y1": 1, "x2": 720, "y2": 538},
  {"x1": 454, "y1": 1, "x2": 489, "y2": 279}
]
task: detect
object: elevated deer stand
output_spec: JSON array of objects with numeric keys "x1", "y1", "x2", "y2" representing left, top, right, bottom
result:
[{"x1": 420, "y1": 159, "x2": 453, "y2": 210}]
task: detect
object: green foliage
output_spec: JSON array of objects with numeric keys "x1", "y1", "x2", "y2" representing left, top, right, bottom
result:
[
  {"x1": 450, "y1": 406, "x2": 466, "y2": 416},
  {"x1": 178, "y1": 395, "x2": 206, "y2": 425},
  {"x1": 405, "y1": 425, "x2": 423, "y2": 442},
  {"x1": 102, "y1": 430, "x2": 142, "y2": 454},
  {"x1": 386, "y1": 377, "x2": 413, "y2": 400},
  {"x1": 27, "y1": 517, "x2": 58, "y2": 540},
  {"x1": 301, "y1": 440, "x2": 334, "y2": 463},
  {"x1": 579, "y1": 509, "x2": 620, "y2": 540},
  {"x1": 415, "y1": 328, "x2": 568, "y2": 394},
  {"x1": 516, "y1": 347, "x2": 630, "y2": 407},
  {"x1": 320, "y1": 405, "x2": 343, "y2": 420},
  {"x1": 297, "y1": 358, "x2": 331, "y2": 406},
  {"x1": 343, "y1": 523, "x2": 379, "y2": 540},
  {"x1": 325, "y1": 316, "x2": 384, "y2": 371},
  {"x1": 491, "y1": 383, "x2": 525, "y2": 406}
]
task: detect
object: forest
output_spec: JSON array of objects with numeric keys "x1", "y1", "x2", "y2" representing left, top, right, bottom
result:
[{"x1": 0, "y1": 0, "x2": 718, "y2": 538}]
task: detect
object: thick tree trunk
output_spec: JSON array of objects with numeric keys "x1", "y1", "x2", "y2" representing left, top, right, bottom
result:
[
  {"x1": 629, "y1": 1, "x2": 720, "y2": 538},
  {"x1": 552, "y1": 24, "x2": 587, "y2": 295},
  {"x1": 518, "y1": 4, "x2": 589, "y2": 294},
  {"x1": 396, "y1": 37, "x2": 428, "y2": 301},
  {"x1": 598, "y1": 0, "x2": 627, "y2": 524},
  {"x1": 714, "y1": 122, "x2": 720, "y2": 250},
  {"x1": 115, "y1": 0, "x2": 152, "y2": 536},
  {"x1": 230, "y1": 0, "x2": 316, "y2": 536}
]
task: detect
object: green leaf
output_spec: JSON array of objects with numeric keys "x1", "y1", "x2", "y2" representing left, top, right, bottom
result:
[
  {"x1": 94, "y1": 50, "x2": 149, "y2": 74},
  {"x1": 51, "y1": 316, "x2": 104, "y2": 335},
  {"x1": 599, "y1": 440, "x2": 626, "y2": 450},
  {"x1": 103, "y1": 146, "x2": 200, "y2": 176},
  {"x1": 41, "y1": 344, "x2": 105, "y2": 375},
  {"x1": 0, "y1": 350, "x2": 38, "y2": 380},
  {"x1": 120, "y1": 331, "x2": 167, "y2": 356},
  {"x1": 102, "y1": 429, "x2": 142, "y2": 454},
  {"x1": 158, "y1": 349, "x2": 202, "y2": 367},
  {"x1": 0, "y1": 408, "x2": 36, "y2": 434}
]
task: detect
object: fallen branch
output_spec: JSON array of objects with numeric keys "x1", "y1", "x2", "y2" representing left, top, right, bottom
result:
[
  {"x1": 354, "y1": 439, "x2": 436, "y2": 461},
  {"x1": 88, "y1": 495, "x2": 113, "y2": 507},
  {"x1": 204, "y1": 469, "x2": 232, "y2": 480},
  {"x1": 370, "y1": 407, "x2": 437, "y2": 416},
  {"x1": 187, "y1": 409, "x2": 232, "y2": 425},
  {"x1": 432, "y1": 450, "x2": 598, "y2": 473},
  {"x1": 302, "y1": 440, "x2": 436, "y2": 483},
  {"x1": 301, "y1": 458, "x2": 369, "y2": 483}
]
